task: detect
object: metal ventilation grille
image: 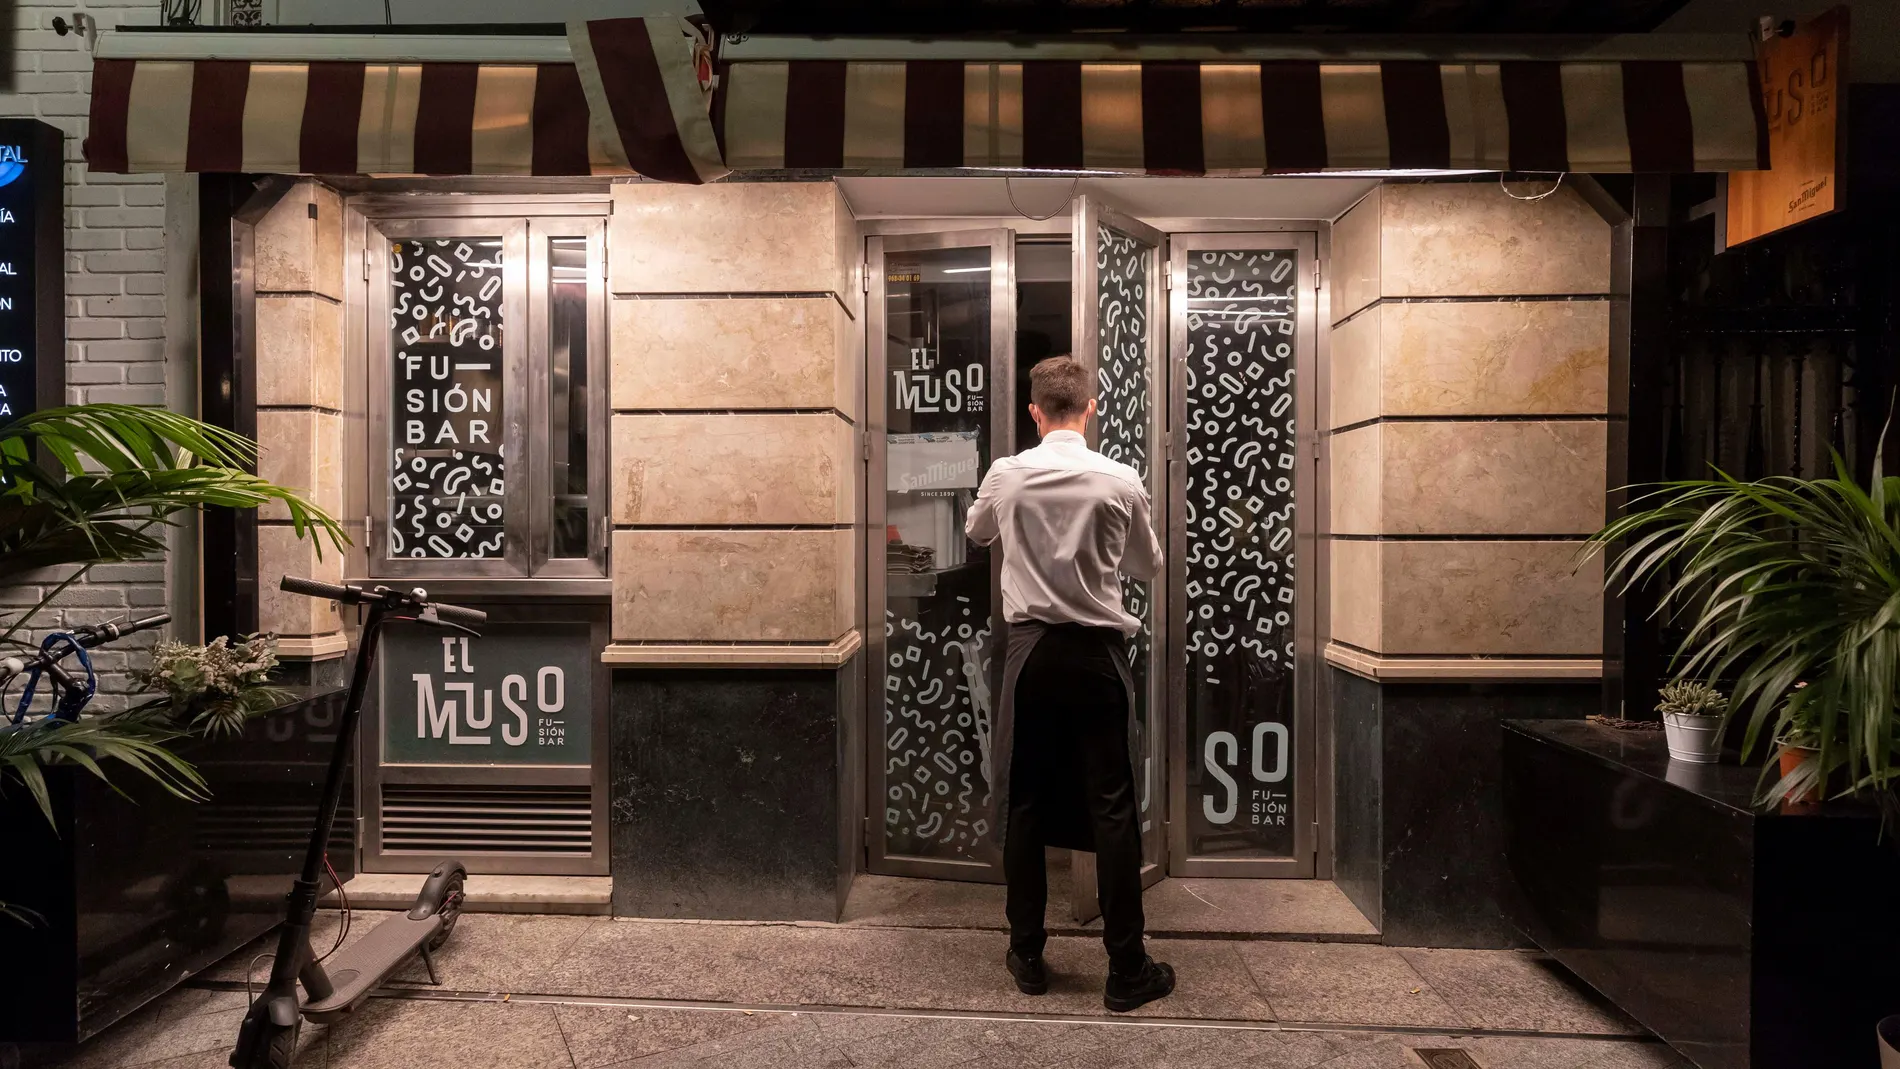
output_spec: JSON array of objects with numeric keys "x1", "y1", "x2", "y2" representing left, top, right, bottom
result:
[{"x1": 379, "y1": 785, "x2": 592, "y2": 856}]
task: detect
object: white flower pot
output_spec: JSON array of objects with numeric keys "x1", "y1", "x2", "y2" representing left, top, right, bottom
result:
[{"x1": 1662, "y1": 711, "x2": 1722, "y2": 764}]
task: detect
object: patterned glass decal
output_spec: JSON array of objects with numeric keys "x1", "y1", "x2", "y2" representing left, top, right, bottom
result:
[
  {"x1": 388, "y1": 238, "x2": 507, "y2": 559},
  {"x1": 1093, "y1": 224, "x2": 1157, "y2": 835},
  {"x1": 882, "y1": 246, "x2": 997, "y2": 863},
  {"x1": 1181, "y1": 248, "x2": 1299, "y2": 860}
]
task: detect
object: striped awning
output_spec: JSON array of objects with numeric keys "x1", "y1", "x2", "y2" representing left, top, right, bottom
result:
[
  {"x1": 718, "y1": 59, "x2": 1770, "y2": 174},
  {"x1": 84, "y1": 21, "x2": 1769, "y2": 180},
  {"x1": 85, "y1": 19, "x2": 727, "y2": 183}
]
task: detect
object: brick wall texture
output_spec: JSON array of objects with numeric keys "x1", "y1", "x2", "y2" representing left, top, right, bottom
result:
[{"x1": 2, "y1": 2, "x2": 171, "y2": 707}]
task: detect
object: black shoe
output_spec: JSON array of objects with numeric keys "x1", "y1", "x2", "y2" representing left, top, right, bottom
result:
[
  {"x1": 1006, "y1": 951, "x2": 1049, "y2": 995},
  {"x1": 1104, "y1": 957, "x2": 1175, "y2": 1012}
]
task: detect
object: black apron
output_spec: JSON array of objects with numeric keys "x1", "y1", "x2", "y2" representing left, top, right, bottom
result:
[{"x1": 987, "y1": 618, "x2": 1141, "y2": 853}]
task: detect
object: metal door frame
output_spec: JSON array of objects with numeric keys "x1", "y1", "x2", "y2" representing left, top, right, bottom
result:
[
  {"x1": 865, "y1": 228, "x2": 1018, "y2": 882},
  {"x1": 1166, "y1": 228, "x2": 1323, "y2": 880},
  {"x1": 1069, "y1": 197, "x2": 1171, "y2": 916}
]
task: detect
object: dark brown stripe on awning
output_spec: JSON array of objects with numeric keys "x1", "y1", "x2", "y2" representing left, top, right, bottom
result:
[
  {"x1": 587, "y1": 20, "x2": 704, "y2": 182},
  {"x1": 532, "y1": 63, "x2": 593, "y2": 175},
  {"x1": 1620, "y1": 62, "x2": 1695, "y2": 173},
  {"x1": 783, "y1": 60, "x2": 848, "y2": 168},
  {"x1": 185, "y1": 60, "x2": 250, "y2": 172},
  {"x1": 300, "y1": 61, "x2": 365, "y2": 174},
  {"x1": 1258, "y1": 61, "x2": 1327, "y2": 171},
  {"x1": 1499, "y1": 61, "x2": 1569, "y2": 172},
  {"x1": 1022, "y1": 61, "x2": 1084, "y2": 170},
  {"x1": 413, "y1": 62, "x2": 479, "y2": 175},
  {"x1": 85, "y1": 59, "x2": 137, "y2": 172},
  {"x1": 904, "y1": 60, "x2": 964, "y2": 168},
  {"x1": 1141, "y1": 61, "x2": 1204, "y2": 174},
  {"x1": 1380, "y1": 60, "x2": 1451, "y2": 169}
]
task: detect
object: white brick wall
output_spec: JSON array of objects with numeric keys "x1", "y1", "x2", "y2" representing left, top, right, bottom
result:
[{"x1": 2, "y1": 2, "x2": 171, "y2": 708}]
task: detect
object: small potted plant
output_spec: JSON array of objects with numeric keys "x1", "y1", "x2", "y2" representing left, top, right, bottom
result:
[
  {"x1": 1655, "y1": 680, "x2": 1725, "y2": 764},
  {"x1": 127, "y1": 633, "x2": 290, "y2": 736}
]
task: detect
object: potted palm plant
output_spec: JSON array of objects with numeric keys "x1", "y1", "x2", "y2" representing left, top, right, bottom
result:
[
  {"x1": 1588, "y1": 442, "x2": 1900, "y2": 808},
  {"x1": 1655, "y1": 680, "x2": 1725, "y2": 764}
]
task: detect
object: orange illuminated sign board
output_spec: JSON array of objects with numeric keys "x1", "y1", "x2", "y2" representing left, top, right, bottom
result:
[{"x1": 1726, "y1": 6, "x2": 1848, "y2": 247}]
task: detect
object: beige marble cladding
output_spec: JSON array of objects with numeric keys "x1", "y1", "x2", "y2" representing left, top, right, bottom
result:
[
  {"x1": 255, "y1": 409, "x2": 345, "y2": 523},
  {"x1": 612, "y1": 413, "x2": 855, "y2": 526},
  {"x1": 1380, "y1": 421, "x2": 1606, "y2": 536},
  {"x1": 610, "y1": 181, "x2": 854, "y2": 296},
  {"x1": 257, "y1": 524, "x2": 344, "y2": 639},
  {"x1": 1377, "y1": 183, "x2": 1611, "y2": 297},
  {"x1": 611, "y1": 529, "x2": 854, "y2": 642},
  {"x1": 255, "y1": 295, "x2": 344, "y2": 410},
  {"x1": 1330, "y1": 186, "x2": 1382, "y2": 323},
  {"x1": 611, "y1": 296, "x2": 855, "y2": 414},
  {"x1": 1329, "y1": 538, "x2": 1382, "y2": 652},
  {"x1": 1382, "y1": 301, "x2": 1609, "y2": 416},
  {"x1": 255, "y1": 180, "x2": 345, "y2": 300},
  {"x1": 1328, "y1": 425, "x2": 1382, "y2": 535},
  {"x1": 1328, "y1": 307, "x2": 1380, "y2": 430},
  {"x1": 1380, "y1": 541, "x2": 1602, "y2": 656}
]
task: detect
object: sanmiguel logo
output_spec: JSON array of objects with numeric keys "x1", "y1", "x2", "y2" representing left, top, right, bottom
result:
[{"x1": 0, "y1": 144, "x2": 26, "y2": 188}]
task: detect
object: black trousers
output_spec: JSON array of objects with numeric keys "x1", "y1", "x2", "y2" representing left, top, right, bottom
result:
[{"x1": 1004, "y1": 625, "x2": 1146, "y2": 973}]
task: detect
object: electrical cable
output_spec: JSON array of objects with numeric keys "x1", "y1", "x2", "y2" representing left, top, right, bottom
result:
[
  {"x1": 1501, "y1": 171, "x2": 1566, "y2": 201},
  {"x1": 321, "y1": 853, "x2": 353, "y2": 962},
  {"x1": 1005, "y1": 176, "x2": 1079, "y2": 221}
]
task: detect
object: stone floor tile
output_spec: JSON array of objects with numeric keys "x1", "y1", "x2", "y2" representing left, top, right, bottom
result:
[
  {"x1": 1461, "y1": 1035, "x2": 1679, "y2": 1069},
  {"x1": 1236, "y1": 943, "x2": 1466, "y2": 1028},
  {"x1": 551, "y1": 1004, "x2": 781, "y2": 1069},
  {"x1": 992, "y1": 1020, "x2": 1164, "y2": 1066},
  {"x1": 51, "y1": 999, "x2": 249, "y2": 1069},
  {"x1": 832, "y1": 1016, "x2": 1019, "y2": 1068},
  {"x1": 382, "y1": 913, "x2": 606, "y2": 993},
  {"x1": 321, "y1": 999, "x2": 573, "y2": 1069},
  {"x1": 1396, "y1": 950, "x2": 1641, "y2": 1036}
]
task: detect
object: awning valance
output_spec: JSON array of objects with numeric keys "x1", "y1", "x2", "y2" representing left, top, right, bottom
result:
[
  {"x1": 83, "y1": 20, "x2": 1768, "y2": 180},
  {"x1": 85, "y1": 19, "x2": 728, "y2": 183},
  {"x1": 719, "y1": 58, "x2": 1769, "y2": 174}
]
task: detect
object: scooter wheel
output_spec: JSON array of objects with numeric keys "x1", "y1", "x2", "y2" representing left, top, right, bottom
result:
[
  {"x1": 427, "y1": 870, "x2": 466, "y2": 951},
  {"x1": 239, "y1": 1020, "x2": 300, "y2": 1069}
]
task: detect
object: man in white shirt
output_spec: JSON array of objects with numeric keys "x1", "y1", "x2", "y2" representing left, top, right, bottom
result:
[{"x1": 966, "y1": 356, "x2": 1174, "y2": 1013}]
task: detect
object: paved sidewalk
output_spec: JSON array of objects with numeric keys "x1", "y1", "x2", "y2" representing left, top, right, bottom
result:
[{"x1": 33, "y1": 910, "x2": 1684, "y2": 1069}]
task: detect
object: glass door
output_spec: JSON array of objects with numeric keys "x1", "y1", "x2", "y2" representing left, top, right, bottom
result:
[
  {"x1": 1167, "y1": 233, "x2": 1319, "y2": 879},
  {"x1": 1068, "y1": 199, "x2": 1169, "y2": 919},
  {"x1": 866, "y1": 230, "x2": 1016, "y2": 881}
]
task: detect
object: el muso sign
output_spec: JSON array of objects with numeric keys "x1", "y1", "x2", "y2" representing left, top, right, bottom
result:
[{"x1": 0, "y1": 119, "x2": 63, "y2": 424}]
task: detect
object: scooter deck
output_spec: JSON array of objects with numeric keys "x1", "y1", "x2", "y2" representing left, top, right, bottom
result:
[{"x1": 304, "y1": 913, "x2": 443, "y2": 1022}]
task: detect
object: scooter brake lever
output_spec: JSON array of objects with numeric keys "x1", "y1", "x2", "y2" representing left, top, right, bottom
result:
[{"x1": 416, "y1": 607, "x2": 481, "y2": 637}]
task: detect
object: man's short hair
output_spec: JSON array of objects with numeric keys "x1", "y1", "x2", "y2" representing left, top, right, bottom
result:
[{"x1": 1029, "y1": 355, "x2": 1090, "y2": 420}]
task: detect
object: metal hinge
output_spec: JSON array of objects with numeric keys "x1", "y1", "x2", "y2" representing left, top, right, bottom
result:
[
  {"x1": 862, "y1": 434, "x2": 874, "y2": 462},
  {"x1": 1163, "y1": 265, "x2": 1174, "y2": 290},
  {"x1": 362, "y1": 248, "x2": 372, "y2": 282},
  {"x1": 862, "y1": 266, "x2": 870, "y2": 292},
  {"x1": 1314, "y1": 259, "x2": 1323, "y2": 289}
]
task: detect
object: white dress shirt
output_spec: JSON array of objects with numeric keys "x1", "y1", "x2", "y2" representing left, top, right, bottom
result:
[{"x1": 965, "y1": 429, "x2": 1163, "y2": 636}]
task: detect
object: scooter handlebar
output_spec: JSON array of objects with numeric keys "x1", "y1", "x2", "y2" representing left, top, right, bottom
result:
[
  {"x1": 429, "y1": 602, "x2": 488, "y2": 628},
  {"x1": 280, "y1": 575, "x2": 356, "y2": 602}
]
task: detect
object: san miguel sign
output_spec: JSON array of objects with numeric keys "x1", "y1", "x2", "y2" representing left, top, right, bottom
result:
[
  {"x1": 1726, "y1": 7, "x2": 1849, "y2": 248},
  {"x1": 0, "y1": 120, "x2": 63, "y2": 424}
]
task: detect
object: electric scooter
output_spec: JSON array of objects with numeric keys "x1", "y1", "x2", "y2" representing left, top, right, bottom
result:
[{"x1": 230, "y1": 577, "x2": 486, "y2": 1069}]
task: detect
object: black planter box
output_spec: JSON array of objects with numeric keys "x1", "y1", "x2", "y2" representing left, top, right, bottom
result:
[
  {"x1": 1502, "y1": 719, "x2": 1900, "y2": 1069},
  {"x1": 0, "y1": 689, "x2": 351, "y2": 1045}
]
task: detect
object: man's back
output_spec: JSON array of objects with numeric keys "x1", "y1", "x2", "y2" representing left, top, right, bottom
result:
[{"x1": 965, "y1": 429, "x2": 1162, "y2": 635}]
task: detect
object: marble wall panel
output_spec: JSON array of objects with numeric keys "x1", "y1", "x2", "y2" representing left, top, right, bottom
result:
[
  {"x1": 254, "y1": 295, "x2": 344, "y2": 410},
  {"x1": 611, "y1": 413, "x2": 855, "y2": 526},
  {"x1": 611, "y1": 529, "x2": 854, "y2": 643},
  {"x1": 610, "y1": 297, "x2": 855, "y2": 414},
  {"x1": 1330, "y1": 538, "x2": 1383, "y2": 652},
  {"x1": 1380, "y1": 541, "x2": 1603, "y2": 656},
  {"x1": 1377, "y1": 183, "x2": 1611, "y2": 297},
  {"x1": 1331, "y1": 187, "x2": 1382, "y2": 323},
  {"x1": 255, "y1": 180, "x2": 345, "y2": 300},
  {"x1": 1329, "y1": 424, "x2": 1382, "y2": 535},
  {"x1": 1380, "y1": 301, "x2": 1610, "y2": 417},
  {"x1": 1329, "y1": 307, "x2": 1381, "y2": 430},
  {"x1": 1380, "y1": 421, "x2": 1606, "y2": 536},
  {"x1": 611, "y1": 181, "x2": 853, "y2": 296},
  {"x1": 257, "y1": 524, "x2": 344, "y2": 638},
  {"x1": 255, "y1": 409, "x2": 344, "y2": 522}
]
